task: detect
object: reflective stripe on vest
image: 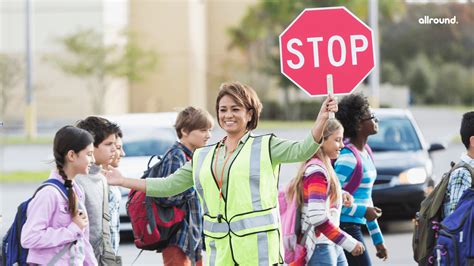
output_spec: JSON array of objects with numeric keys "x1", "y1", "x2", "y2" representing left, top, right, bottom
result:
[
  {"x1": 193, "y1": 145, "x2": 213, "y2": 214},
  {"x1": 203, "y1": 208, "x2": 279, "y2": 237},
  {"x1": 249, "y1": 136, "x2": 263, "y2": 210}
]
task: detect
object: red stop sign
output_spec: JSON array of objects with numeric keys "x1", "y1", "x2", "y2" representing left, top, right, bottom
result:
[{"x1": 280, "y1": 7, "x2": 375, "y2": 96}]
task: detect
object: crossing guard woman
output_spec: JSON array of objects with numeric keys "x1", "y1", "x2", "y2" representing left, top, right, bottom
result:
[{"x1": 105, "y1": 81, "x2": 338, "y2": 265}]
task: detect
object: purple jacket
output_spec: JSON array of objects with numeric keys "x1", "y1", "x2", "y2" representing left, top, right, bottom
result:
[{"x1": 21, "y1": 171, "x2": 98, "y2": 265}]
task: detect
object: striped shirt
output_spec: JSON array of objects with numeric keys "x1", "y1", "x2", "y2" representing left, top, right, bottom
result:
[
  {"x1": 301, "y1": 163, "x2": 358, "y2": 261},
  {"x1": 334, "y1": 147, "x2": 384, "y2": 245},
  {"x1": 442, "y1": 153, "x2": 473, "y2": 218}
]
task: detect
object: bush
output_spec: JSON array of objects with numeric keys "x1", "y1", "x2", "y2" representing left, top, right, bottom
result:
[
  {"x1": 261, "y1": 100, "x2": 323, "y2": 120},
  {"x1": 261, "y1": 100, "x2": 283, "y2": 120}
]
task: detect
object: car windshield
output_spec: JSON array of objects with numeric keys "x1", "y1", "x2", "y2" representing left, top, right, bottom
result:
[
  {"x1": 368, "y1": 117, "x2": 422, "y2": 152},
  {"x1": 122, "y1": 127, "x2": 176, "y2": 157}
]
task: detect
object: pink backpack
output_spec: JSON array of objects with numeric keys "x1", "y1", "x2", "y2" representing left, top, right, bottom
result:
[{"x1": 279, "y1": 158, "x2": 327, "y2": 264}]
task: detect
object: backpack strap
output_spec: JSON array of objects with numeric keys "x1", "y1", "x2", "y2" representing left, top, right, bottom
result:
[
  {"x1": 304, "y1": 158, "x2": 328, "y2": 178},
  {"x1": 451, "y1": 161, "x2": 474, "y2": 187},
  {"x1": 342, "y1": 143, "x2": 374, "y2": 195},
  {"x1": 34, "y1": 179, "x2": 69, "y2": 200},
  {"x1": 145, "y1": 145, "x2": 189, "y2": 172},
  {"x1": 100, "y1": 177, "x2": 118, "y2": 261}
]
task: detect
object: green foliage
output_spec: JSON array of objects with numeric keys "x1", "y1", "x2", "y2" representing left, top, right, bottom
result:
[
  {"x1": 434, "y1": 63, "x2": 473, "y2": 105},
  {"x1": 48, "y1": 29, "x2": 157, "y2": 114},
  {"x1": 380, "y1": 3, "x2": 473, "y2": 105},
  {"x1": 381, "y1": 62, "x2": 403, "y2": 85},
  {"x1": 0, "y1": 54, "x2": 23, "y2": 117},
  {"x1": 406, "y1": 53, "x2": 436, "y2": 104},
  {"x1": 261, "y1": 100, "x2": 322, "y2": 120}
]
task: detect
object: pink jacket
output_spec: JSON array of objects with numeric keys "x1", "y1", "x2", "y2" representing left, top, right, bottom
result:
[{"x1": 21, "y1": 171, "x2": 98, "y2": 265}]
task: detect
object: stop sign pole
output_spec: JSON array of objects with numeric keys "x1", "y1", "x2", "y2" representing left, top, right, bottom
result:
[
  {"x1": 327, "y1": 74, "x2": 334, "y2": 118},
  {"x1": 279, "y1": 6, "x2": 375, "y2": 107}
]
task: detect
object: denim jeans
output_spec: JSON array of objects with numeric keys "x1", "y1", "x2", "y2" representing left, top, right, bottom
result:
[
  {"x1": 308, "y1": 244, "x2": 348, "y2": 266},
  {"x1": 340, "y1": 222, "x2": 372, "y2": 266}
]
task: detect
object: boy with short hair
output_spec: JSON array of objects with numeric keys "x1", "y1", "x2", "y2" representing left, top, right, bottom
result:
[
  {"x1": 442, "y1": 111, "x2": 474, "y2": 218},
  {"x1": 159, "y1": 106, "x2": 213, "y2": 266},
  {"x1": 75, "y1": 116, "x2": 121, "y2": 264}
]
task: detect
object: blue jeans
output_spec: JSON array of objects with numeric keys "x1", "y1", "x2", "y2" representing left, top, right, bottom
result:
[
  {"x1": 340, "y1": 222, "x2": 372, "y2": 266},
  {"x1": 308, "y1": 244, "x2": 348, "y2": 266}
]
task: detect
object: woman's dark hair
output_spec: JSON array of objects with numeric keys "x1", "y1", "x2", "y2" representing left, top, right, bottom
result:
[
  {"x1": 335, "y1": 93, "x2": 371, "y2": 139},
  {"x1": 53, "y1": 125, "x2": 93, "y2": 216},
  {"x1": 215, "y1": 82, "x2": 262, "y2": 131}
]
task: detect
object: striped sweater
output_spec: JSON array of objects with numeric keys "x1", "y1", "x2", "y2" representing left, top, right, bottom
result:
[
  {"x1": 301, "y1": 163, "x2": 358, "y2": 261},
  {"x1": 334, "y1": 147, "x2": 384, "y2": 245}
]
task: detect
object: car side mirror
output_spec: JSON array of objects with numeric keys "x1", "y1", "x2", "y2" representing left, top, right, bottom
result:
[{"x1": 428, "y1": 143, "x2": 446, "y2": 153}]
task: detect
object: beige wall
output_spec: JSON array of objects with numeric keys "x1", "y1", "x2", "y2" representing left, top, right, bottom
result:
[
  {"x1": 1, "y1": 0, "x2": 257, "y2": 122},
  {"x1": 129, "y1": 0, "x2": 256, "y2": 114},
  {"x1": 0, "y1": 0, "x2": 129, "y2": 122}
]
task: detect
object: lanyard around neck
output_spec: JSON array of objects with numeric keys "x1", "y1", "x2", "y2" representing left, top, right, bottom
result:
[{"x1": 213, "y1": 137, "x2": 237, "y2": 200}]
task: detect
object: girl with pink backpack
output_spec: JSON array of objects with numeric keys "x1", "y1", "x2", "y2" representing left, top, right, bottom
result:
[{"x1": 285, "y1": 119, "x2": 365, "y2": 266}]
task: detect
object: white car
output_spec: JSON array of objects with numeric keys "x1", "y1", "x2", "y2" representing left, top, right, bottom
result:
[{"x1": 105, "y1": 112, "x2": 178, "y2": 233}]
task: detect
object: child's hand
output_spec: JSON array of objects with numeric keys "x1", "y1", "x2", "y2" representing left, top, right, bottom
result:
[
  {"x1": 72, "y1": 210, "x2": 88, "y2": 230},
  {"x1": 365, "y1": 206, "x2": 382, "y2": 221},
  {"x1": 375, "y1": 243, "x2": 388, "y2": 260},
  {"x1": 351, "y1": 241, "x2": 365, "y2": 256},
  {"x1": 342, "y1": 192, "x2": 353, "y2": 207}
]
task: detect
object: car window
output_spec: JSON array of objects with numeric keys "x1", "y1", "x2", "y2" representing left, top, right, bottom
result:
[
  {"x1": 122, "y1": 127, "x2": 177, "y2": 157},
  {"x1": 368, "y1": 117, "x2": 422, "y2": 152}
]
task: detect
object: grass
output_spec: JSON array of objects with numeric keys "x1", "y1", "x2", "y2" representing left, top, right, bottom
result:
[
  {"x1": 0, "y1": 171, "x2": 50, "y2": 183},
  {"x1": 259, "y1": 120, "x2": 314, "y2": 129},
  {"x1": 0, "y1": 136, "x2": 53, "y2": 145}
]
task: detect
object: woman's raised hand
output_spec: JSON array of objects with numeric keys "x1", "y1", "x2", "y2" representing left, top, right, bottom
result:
[
  {"x1": 312, "y1": 96, "x2": 338, "y2": 142},
  {"x1": 317, "y1": 96, "x2": 338, "y2": 121}
]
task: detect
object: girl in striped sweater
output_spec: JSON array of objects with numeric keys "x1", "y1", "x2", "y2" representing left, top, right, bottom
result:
[
  {"x1": 334, "y1": 93, "x2": 388, "y2": 266},
  {"x1": 287, "y1": 119, "x2": 365, "y2": 266}
]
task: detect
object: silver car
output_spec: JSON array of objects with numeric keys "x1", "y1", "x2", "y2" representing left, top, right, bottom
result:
[{"x1": 105, "y1": 112, "x2": 178, "y2": 233}]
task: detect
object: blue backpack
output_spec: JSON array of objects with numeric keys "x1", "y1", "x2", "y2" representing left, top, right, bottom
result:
[
  {"x1": 2, "y1": 179, "x2": 68, "y2": 266},
  {"x1": 433, "y1": 187, "x2": 474, "y2": 266}
]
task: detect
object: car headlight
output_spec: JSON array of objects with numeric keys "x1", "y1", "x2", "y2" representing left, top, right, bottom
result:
[{"x1": 399, "y1": 167, "x2": 427, "y2": 184}]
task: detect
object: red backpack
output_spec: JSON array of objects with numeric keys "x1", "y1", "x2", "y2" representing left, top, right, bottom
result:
[{"x1": 127, "y1": 148, "x2": 188, "y2": 251}]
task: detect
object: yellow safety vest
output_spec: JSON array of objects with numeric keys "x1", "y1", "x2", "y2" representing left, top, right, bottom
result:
[{"x1": 193, "y1": 135, "x2": 282, "y2": 265}]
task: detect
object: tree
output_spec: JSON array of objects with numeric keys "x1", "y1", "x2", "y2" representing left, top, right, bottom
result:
[
  {"x1": 407, "y1": 53, "x2": 436, "y2": 104},
  {"x1": 0, "y1": 54, "x2": 23, "y2": 119},
  {"x1": 48, "y1": 29, "x2": 157, "y2": 114}
]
